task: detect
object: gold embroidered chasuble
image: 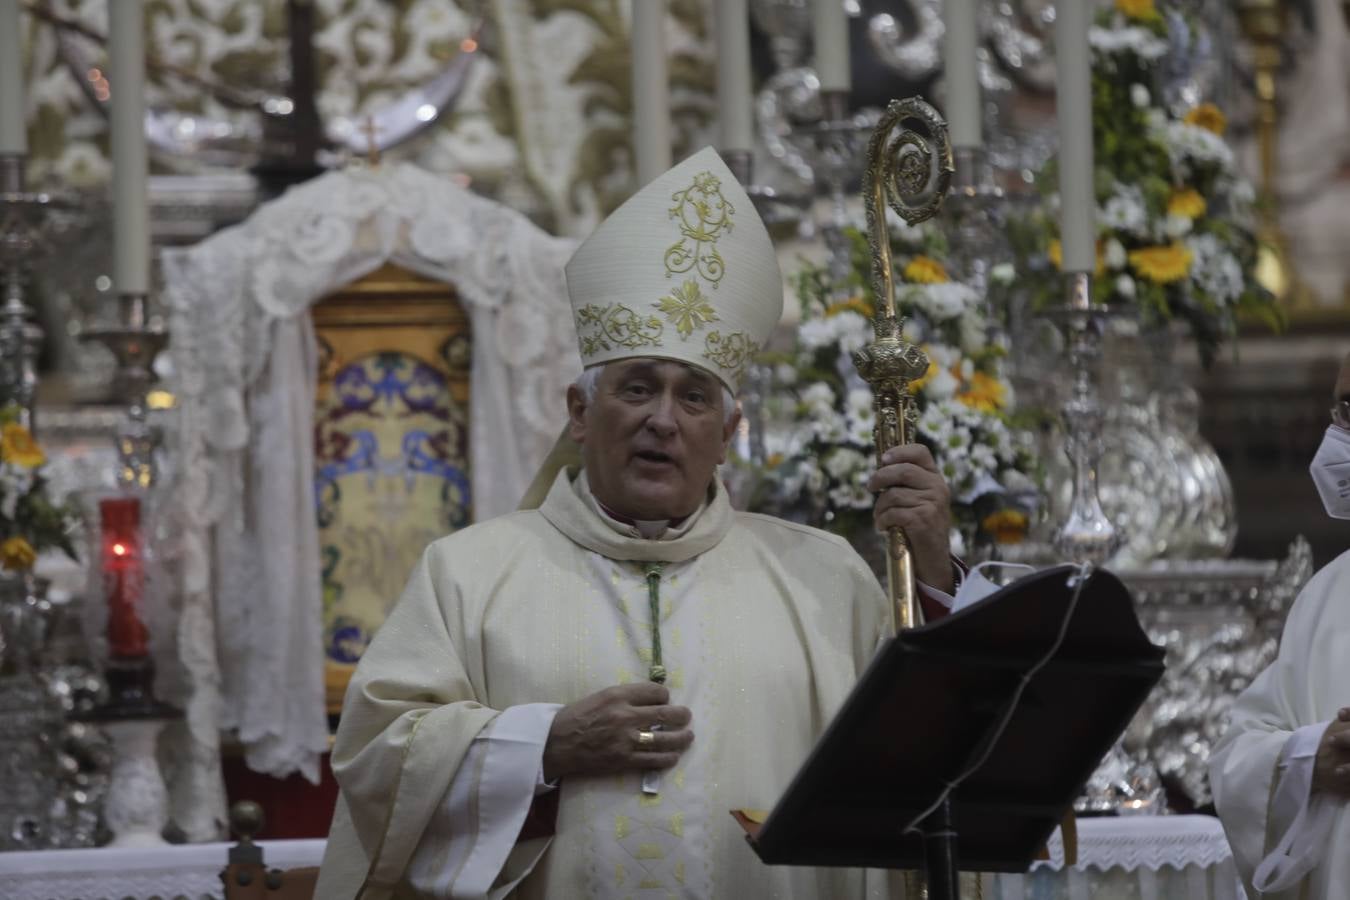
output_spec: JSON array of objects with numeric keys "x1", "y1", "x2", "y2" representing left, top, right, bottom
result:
[{"x1": 317, "y1": 468, "x2": 897, "y2": 899}]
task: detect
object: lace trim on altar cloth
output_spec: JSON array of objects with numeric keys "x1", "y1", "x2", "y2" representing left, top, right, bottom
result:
[
  {"x1": 1037, "y1": 815, "x2": 1236, "y2": 872},
  {"x1": 157, "y1": 163, "x2": 580, "y2": 834}
]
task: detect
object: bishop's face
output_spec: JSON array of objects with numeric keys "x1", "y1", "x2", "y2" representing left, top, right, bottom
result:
[{"x1": 568, "y1": 359, "x2": 739, "y2": 521}]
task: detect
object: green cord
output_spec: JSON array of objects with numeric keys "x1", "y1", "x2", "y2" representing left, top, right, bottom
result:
[{"x1": 643, "y1": 562, "x2": 667, "y2": 684}]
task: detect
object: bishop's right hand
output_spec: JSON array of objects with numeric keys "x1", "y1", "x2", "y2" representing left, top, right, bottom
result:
[
  {"x1": 1312, "y1": 707, "x2": 1350, "y2": 796},
  {"x1": 542, "y1": 682, "x2": 693, "y2": 782}
]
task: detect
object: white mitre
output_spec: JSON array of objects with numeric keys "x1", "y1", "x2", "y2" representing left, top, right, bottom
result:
[{"x1": 564, "y1": 146, "x2": 782, "y2": 392}]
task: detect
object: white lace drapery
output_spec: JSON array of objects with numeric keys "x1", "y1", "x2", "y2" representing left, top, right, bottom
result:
[{"x1": 159, "y1": 163, "x2": 578, "y2": 832}]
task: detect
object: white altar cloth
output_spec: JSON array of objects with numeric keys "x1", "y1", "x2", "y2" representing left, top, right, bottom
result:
[
  {"x1": 991, "y1": 815, "x2": 1245, "y2": 900},
  {"x1": 0, "y1": 817, "x2": 1238, "y2": 900},
  {"x1": 0, "y1": 839, "x2": 325, "y2": 900}
]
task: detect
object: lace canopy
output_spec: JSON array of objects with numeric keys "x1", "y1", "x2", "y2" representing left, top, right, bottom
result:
[{"x1": 159, "y1": 163, "x2": 578, "y2": 836}]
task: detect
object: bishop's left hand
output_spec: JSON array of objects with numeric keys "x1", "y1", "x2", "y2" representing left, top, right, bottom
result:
[{"x1": 867, "y1": 444, "x2": 953, "y2": 594}]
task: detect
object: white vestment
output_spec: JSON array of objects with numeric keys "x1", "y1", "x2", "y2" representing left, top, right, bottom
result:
[
  {"x1": 1210, "y1": 549, "x2": 1350, "y2": 900},
  {"x1": 316, "y1": 468, "x2": 902, "y2": 899}
]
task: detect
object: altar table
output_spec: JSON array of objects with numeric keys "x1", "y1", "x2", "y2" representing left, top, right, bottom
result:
[{"x1": 0, "y1": 816, "x2": 1242, "y2": 899}]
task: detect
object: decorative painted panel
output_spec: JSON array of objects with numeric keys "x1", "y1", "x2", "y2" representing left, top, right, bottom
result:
[{"x1": 311, "y1": 263, "x2": 470, "y2": 711}]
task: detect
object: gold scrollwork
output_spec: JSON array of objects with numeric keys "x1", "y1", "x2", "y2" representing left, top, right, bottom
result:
[
  {"x1": 664, "y1": 171, "x2": 735, "y2": 287},
  {"x1": 576, "y1": 303, "x2": 665, "y2": 356},
  {"x1": 654, "y1": 279, "x2": 720, "y2": 339},
  {"x1": 702, "y1": 330, "x2": 759, "y2": 383}
]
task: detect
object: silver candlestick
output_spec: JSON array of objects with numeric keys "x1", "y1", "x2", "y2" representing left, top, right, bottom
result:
[
  {"x1": 793, "y1": 90, "x2": 872, "y2": 296},
  {"x1": 945, "y1": 146, "x2": 1005, "y2": 308},
  {"x1": 0, "y1": 154, "x2": 74, "y2": 430},
  {"x1": 1049, "y1": 273, "x2": 1122, "y2": 565},
  {"x1": 80, "y1": 293, "x2": 169, "y2": 490}
]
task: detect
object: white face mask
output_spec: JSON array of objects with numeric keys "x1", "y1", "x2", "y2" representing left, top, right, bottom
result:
[
  {"x1": 951, "y1": 561, "x2": 1037, "y2": 613},
  {"x1": 1310, "y1": 425, "x2": 1350, "y2": 520}
]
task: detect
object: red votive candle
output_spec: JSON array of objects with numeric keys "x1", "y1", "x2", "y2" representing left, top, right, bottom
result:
[{"x1": 100, "y1": 497, "x2": 148, "y2": 659}]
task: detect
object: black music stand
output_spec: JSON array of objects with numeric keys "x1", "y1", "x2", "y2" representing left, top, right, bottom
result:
[{"x1": 737, "y1": 565, "x2": 1165, "y2": 899}]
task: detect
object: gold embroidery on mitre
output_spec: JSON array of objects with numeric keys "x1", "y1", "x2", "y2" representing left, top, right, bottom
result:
[
  {"x1": 664, "y1": 171, "x2": 734, "y2": 287},
  {"x1": 702, "y1": 330, "x2": 760, "y2": 383},
  {"x1": 575, "y1": 303, "x2": 664, "y2": 357},
  {"x1": 654, "y1": 280, "x2": 720, "y2": 339}
]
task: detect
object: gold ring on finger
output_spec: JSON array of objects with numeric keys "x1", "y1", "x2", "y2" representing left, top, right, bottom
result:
[{"x1": 637, "y1": 729, "x2": 656, "y2": 748}]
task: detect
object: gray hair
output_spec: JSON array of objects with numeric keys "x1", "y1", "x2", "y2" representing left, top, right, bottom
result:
[{"x1": 574, "y1": 364, "x2": 737, "y2": 425}]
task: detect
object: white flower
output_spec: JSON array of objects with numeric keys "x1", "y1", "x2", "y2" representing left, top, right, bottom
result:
[
  {"x1": 924, "y1": 366, "x2": 960, "y2": 401},
  {"x1": 1186, "y1": 233, "x2": 1245, "y2": 305},
  {"x1": 1099, "y1": 184, "x2": 1150, "y2": 239},
  {"x1": 798, "y1": 318, "x2": 837, "y2": 351},
  {"x1": 1115, "y1": 274, "x2": 1137, "y2": 299},
  {"x1": 1130, "y1": 84, "x2": 1151, "y2": 108},
  {"x1": 812, "y1": 410, "x2": 848, "y2": 443},
  {"x1": 1156, "y1": 121, "x2": 1235, "y2": 174},
  {"x1": 1000, "y1": 468, "x2": 1037, "y2": 494},
  {"x1": 829, "y1": 482, "x2": 874, "y2": 511},
  {"x1": 833, "y1": 312, "x2": 874, "y2": 356},
  {"x1": 912, "y1": 283, "x2": 978, "y2": 322},
  {"x1": 801, "y1": 382, "x2": 835, "y2": 411},
  {"x1": 959, "y1": 315, "x2": 988, "y2": 356},
  {"x1": 990, "y1": 263, "x2": 1015, "y2": 285},
  {"x1": 1104, "y1": 238, "x2": 1127, "y2": 270},
  {"x1": 1164, "y1": 213, "x2": 1193, "y2": 238},
  {"x1": 0, "y1": 464, "x2": 34, "y2": 519},
  {"x1": 774, "y1": 363, "x2": 798, "y2": 386},
  {"x1": 1089, "y1": 25, "x2": 1169, "y2": 60},
  {"x1": 824, "y1": 447, "x2": 868, "y2": 481}
]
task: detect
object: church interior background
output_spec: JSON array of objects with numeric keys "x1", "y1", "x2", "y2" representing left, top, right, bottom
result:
[{"x1": 1, "y1": 0, "x2": 1348, "y2": 895}]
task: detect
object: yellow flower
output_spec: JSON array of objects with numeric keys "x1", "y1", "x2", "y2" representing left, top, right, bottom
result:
[
  {"x1": 0, "y1": 536, "x2": 37, "y2": 572},
  {"x1": 1184, "y1": 103, "x2": 1227, "y2": 136},
  {"x1": 981, "y1": 510, "x2": 1029, "y2": 545},
  {"x1": 1048, "y1": 239, "x2": 1106, "y2": 278},
  {"x1": 0, "y1": 422, "x2": 45, "y2": 469},
  {"x1": 824, "y1": 297, "x2": 875, "y2": 318},
  {"x1": 766, "y1": 452, "x2": 785, "y2": 468},
  {"x1": 903, "y1": 256, "x2": 949, "y2": 285},
  {"x1": 1167, "y1": 187, "x2": 1207, "y2": 220},
  {"x1": 1128, "y1": 243, "x2": 1194, "y2": 284},
  {"x1": 1114, "y1": 0, "x2": 1159, "y2": 20},
  {"x1": 957, "y1": 371, "x2": 1008, "y2": 413}
]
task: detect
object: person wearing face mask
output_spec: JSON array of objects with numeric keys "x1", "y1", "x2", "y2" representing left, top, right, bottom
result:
[{"x1": 1209, "y1": 351, "x2": 1350, "y2": 900}]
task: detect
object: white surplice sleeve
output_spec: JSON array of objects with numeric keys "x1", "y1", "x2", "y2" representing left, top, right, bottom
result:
[
  {"x1": 406, "y1": 702, "x2": 561, "y2": 899},
  {"x1": 1251, "y1": 719, "x2": 1339, "y2": 893}
]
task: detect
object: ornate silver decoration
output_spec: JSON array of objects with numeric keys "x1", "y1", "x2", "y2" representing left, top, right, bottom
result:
[{"x1": 1117, "y1": 538, "x2": 1313, "y2": 807}]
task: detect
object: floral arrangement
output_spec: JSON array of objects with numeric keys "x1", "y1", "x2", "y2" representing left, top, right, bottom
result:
[
  {"x1": 0, "y1": 406, "x2": 77, "y2": 575},
  {"x1": 754, "y1": 221, "x2": 1040, "y2": 560},
  {"x1": 1007, "y1": 0, "x2": 1280, "y2": 363}
]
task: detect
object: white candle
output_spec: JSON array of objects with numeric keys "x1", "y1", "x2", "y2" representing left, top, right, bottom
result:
[
  {"x1": 714, "y1": 0, "x2": 753, "y2": 153},
  {"x1": 943, "y1": 0, "x2": 981, "y2": 148},
  {"x1": 0, "y1": 0, "x2": 27, "y2": 155},
  {"x1": 813, "y1": 0, "x2": 850, "y2": 93},
  {"x1": 1054, "y1": 0, "x2": 1095, "y2": 274},
  {"x1": 109, "y1": 0, "x2": 150, "y2": 295},
  {"x1": 631, "y1": 0, "x2": 671, "y2": 187}
]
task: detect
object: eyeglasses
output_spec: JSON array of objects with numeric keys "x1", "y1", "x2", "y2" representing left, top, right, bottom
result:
[{"x1": 1333, "y1": 400, "x2": 1350, "y2": 430}]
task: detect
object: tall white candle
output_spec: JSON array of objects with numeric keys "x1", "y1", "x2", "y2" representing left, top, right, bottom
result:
[
  {"x1": 943, "y1": 0, "x2": 981, "y2": 148},
  {"x1": 631, "y1": 0, "x2": 671, "y2": 187},
  {"x1": 109, "y1": 0, "x2": 150, "y2": 295},
  {"x1": 714, "y1": 0, "x2": 753, "y2": 153},
  {"x1": 813, "y1": 0, "x2": 850, "y2": 93},
  {"x1": 1055, "y1": 0, "x2": 1095, "y2": 274},
  {"x1": 0, "y1": 0, "x2": 27, "y2": 155}
]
